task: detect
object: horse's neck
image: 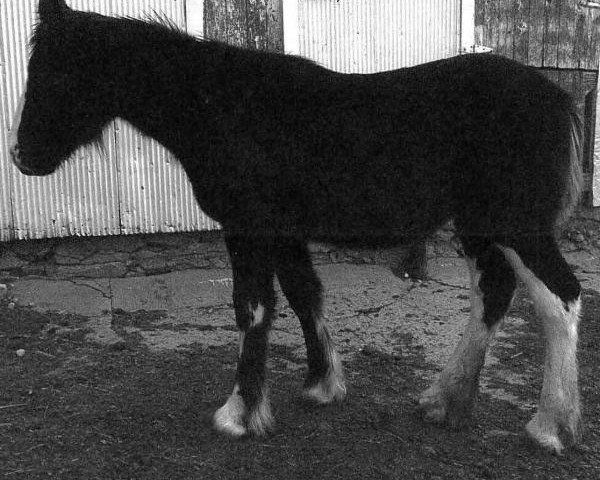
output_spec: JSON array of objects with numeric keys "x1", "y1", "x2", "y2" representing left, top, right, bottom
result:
[{"x1": 113, "y1": 40, "x2": 245, "y2": 160}]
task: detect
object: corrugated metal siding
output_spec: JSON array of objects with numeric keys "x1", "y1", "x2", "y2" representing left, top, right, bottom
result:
[
  {"x1": 2, "y1": 1, "x2": 463, "y2": 241},
  {"x1": 297, "y1": 0, "x2": 461, "y2": 73},
  {"x1": 0, "y1": 0, "x2": 217, "y2": 241}
]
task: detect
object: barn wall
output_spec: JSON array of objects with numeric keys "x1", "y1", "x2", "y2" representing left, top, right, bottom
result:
[
  {"x1": 475, "y1": 0, "x2": 600, "y2": 69},
  {"x1": 203, "y1": 0, "x2": 283, "y2": 51},
  {"x1": 294, "y1": 0, "x2": 462, "y2": 73},
  {"x1": 475, "y1": 0, "x2": 600, "y2": 206}
]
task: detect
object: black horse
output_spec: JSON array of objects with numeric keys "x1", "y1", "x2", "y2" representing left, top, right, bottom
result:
[{"x1": 10, "y1": 0, "x2": 584, "y2": 454}]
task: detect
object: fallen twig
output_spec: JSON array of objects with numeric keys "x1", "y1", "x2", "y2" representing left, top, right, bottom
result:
[
  {"x1": 35, "y1": 350, "x2": 56, "y2": 358},
  {"x1": 0, "y1": 403, "x2": 28, "y2": 410}
]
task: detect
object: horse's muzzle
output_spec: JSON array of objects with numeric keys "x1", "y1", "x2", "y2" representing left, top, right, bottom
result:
[{"x1": 10, "y1": 143, "x2": 53, "y2": 176}]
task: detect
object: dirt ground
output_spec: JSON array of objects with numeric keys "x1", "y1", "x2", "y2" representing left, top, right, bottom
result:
[{"x1": 1, "y1": 235, "x2": 600, "y2": 479}]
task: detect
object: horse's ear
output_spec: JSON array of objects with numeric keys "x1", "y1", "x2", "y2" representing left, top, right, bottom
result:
[{"x1": 38, "y1": 0, "x2": 69, "y2": 21}]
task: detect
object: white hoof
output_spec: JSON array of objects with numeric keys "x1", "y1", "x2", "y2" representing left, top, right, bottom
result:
[
  {"x1": 526, "y1": 416, "x2": 563, "y2": 454},
  {"x1": 526, "y1": 412, "x2": 568, "y2": 455},
  {"x1": 418, "y1": 385, "x2": 447, "y2": 424},
  {"x1": 213, "y1": 391, "x2": 247, "y2": 437},
  {"x1": 526, "y1": 405, "x2": 582, "y2": 455},
  {"x1": 213, "y1": 386, "x2": 274, "y2": 437},
  {"x1": 418, "y1": 382, "x2": 475, "y2": 429},
  {"x1": 304, "y1": 371, "x2": 346, "y2": 404}
]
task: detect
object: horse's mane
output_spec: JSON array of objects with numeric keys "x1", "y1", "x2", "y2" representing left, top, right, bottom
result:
[
  {"x1": 30, "y1": 6, "x2": 201, "y2": 50},
  {"x1": 28, "y1": 5, "x2": 319, "y2": 78}
]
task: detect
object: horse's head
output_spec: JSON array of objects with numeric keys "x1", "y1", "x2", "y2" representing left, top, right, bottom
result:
[{"x1": 10, "y1": 0, "x2": 112, "y2": 176}]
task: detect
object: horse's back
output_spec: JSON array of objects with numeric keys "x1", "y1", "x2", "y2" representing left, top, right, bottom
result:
[{"x1": 199, "y1": 53, "x2": 578, "y2": 245}]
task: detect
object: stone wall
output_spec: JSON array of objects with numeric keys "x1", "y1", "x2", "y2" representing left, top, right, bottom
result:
[{"x1": 0, "y1": 211, "x2": 593, "y2": 280}]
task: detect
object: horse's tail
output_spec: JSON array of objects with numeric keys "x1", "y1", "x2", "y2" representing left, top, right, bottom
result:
[{"x1": 556, "y1": 102, "x2": 583, "y2": 228}]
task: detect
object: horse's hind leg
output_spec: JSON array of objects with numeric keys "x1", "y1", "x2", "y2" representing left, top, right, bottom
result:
[
  {"x1": 419, "y1": 239, "x2": 516, "y2": 427},
  {"x1": 392, "y1": 238, "x2": 428, "y2": 280},
  {"x1": 498, "y1": 237, "x2": 581, "y2": 454},
  {"x1": 213, "y1": 235, "x2": 276, "y2": 437},
  {"x1": 273, "y1": 238, "x2": 346, "y2": 403}
]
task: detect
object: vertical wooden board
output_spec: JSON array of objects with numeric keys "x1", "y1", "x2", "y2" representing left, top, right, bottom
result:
[
  {"x1": 512, "y1": 0, "x2": 530, "y2": 63},
  {"x1": 491, "y1": 0, "x2": 507, "y2": 57},
  {"x1": 580, "y1": 7, "x2": 600, "y2": 70},
  {"x1": 266, "y1": 0, "x2": 283, "y2": 52},
  {"x1": 578, "y1": 7, "x2": 593, "y2": 70},
  {"x1": 487, "y1": 0, "x2": 501, "y2": 53},
  {"x1": 204, "y1": 0, "x2": 278, "y2": 50},
  {"x1": 474, "y1": 0, "x2": 486, "y2": 46},
  {"x1": 247, "y1": 0, "x2": 268, "y2": 49},
  {"x1": 572, "y1": 7, "x2": 588, "y2": 70},
  {"x1": 591, "y1": 10, "x2": 600, "y2": 70},
  {"x1": 204, "y1": 0, "x2": 229, "y2": 41},
  {"x1": 527, "y1": 0, "x2": 545, "y2": 67},
  {"x1": 594, "y1": 66, "x2": 600, "y2": 206},
  {"x1": 501, "y1": 0, "x2": 514, "y2": 59},
  {"x1": 557, "y1": 0, "x2": 577, "y2": 68},
  {"x1": 581, "y1": 72, "x2": 597, "y2": 175},
  {"x1": 227, "y1": 0, "x2": 248, "y2": 46},
  {"x1": 488, "y1": 0, "x2": 502, "y2": 54},
  {"x1": 542, "y1": 0, "x2": 560, "y2": 67}
]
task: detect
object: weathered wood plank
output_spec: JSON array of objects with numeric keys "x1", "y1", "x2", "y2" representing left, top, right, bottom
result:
[
  {"x1": 594, "y1": 64, "x2": 600, "y2": 205},
  {"x1": 580, "y1": 5, "x2": 600, "y2": 70},
  {"x1": 203, "y1": 0, "x2": 247, "y2": 46},
  {"x1": 495, "y1": 0, "x2": 510, "y2": 58},
  {"x1": 542, "y1": 0, "x2": 559, "y2": 67},
  {"x1": 204, "y1": 0, "x2": 283, "y2": 52},
  {"x1": 204, "y1": 0, "x2": 229, "y2": 42},
  {"x1": 503, "y1": 0, "x2": 515, "y2": 59},
  {"x1": 512, "y1": 0, "x2": 530, "y2": 63},
  {"x1": 266, "y1": 0, "x2": 283, "y2": 53},
  {"x1": 247, "y1": 0, "x2": 268, "y2": 50},
  {"x1": 582, "y1": 72, "x2": 597, "y2": 175},
  {"x1": 227, "y1": 0, "x2": 248, "y2": 47},
  {"x1": 527, "y1": 0, "x2": 545, "y2": 67},
  {"x1": 558, "y1": 0, "x2": 578, "y2": 68},
  {"x1": 474, "y1": 0, "x2": 486, "y2": 47},
  {"x1": 572, "y1": 5, "x2": 590, "y2": 70},
  {"x1": 479, "y1": 0, "x2": 500, "y2": 55}
]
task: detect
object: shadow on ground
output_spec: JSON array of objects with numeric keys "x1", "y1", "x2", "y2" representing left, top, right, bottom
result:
[{"x1": 1, "y1": 284, "x2": 600, "y2": 479}]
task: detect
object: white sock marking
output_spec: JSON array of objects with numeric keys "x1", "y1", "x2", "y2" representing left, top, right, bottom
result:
[
  {"x1": 420, "y1": 258, "x2": 502, "y2": 424},
  {"x1": 214, "y1": 384, "x2": 246, "y2": 437},
  {"x1": 249, "y1": 302, "x2": 265, "y2": 328},
  {"x1": 213, "y1": 383, "x2": 274, "y2": 437},
  {"x1": 304, "y1": 318, "x2": 346, "y2": 403},
  {"x1": 498, "y1": 246, "x2": 581, "y2": 453}
]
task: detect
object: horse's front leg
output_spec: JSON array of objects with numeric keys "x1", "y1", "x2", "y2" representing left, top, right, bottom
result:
[
  {"x1": 214, "y1": 235, "x2": 276, "y2": 437},
  {"x1": 273, "y1": 238, "x2": 346, "y2": 403}
]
